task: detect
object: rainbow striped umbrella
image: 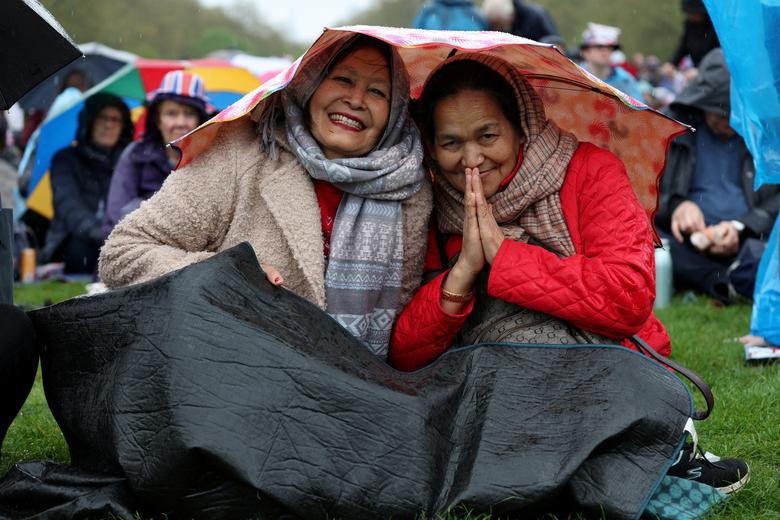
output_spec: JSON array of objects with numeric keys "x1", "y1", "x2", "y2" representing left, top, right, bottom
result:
[{"x1": 26, "y1": 58, "x2": 264, "y2": 220}]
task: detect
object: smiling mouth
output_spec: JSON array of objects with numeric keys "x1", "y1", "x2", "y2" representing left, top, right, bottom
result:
[{"x1": 329, "y1": 113, "x2": 365, "y2": 131}]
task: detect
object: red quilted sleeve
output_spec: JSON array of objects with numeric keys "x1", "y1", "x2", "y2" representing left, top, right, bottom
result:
[
  {"x1": 487, "y1": 147, "x2": 656, "y2": 338},
  {"x1": 389, "y1": 271, "x2": 474, "y2": 371}
]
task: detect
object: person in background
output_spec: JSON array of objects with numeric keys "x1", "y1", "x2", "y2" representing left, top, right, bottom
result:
[
  {"x1": 611, "y1": 49, "x2": 638, "y2": 79},
  {"x1": 18, "y1": 70, "x2": 87, "y2": 196},
  {"x1": 670, "y1": 0, "x2": 720, "y2": 69},
  {"x1": 59, "y1": 68, "x2": 88, "y2": 93},
  {"x1": 41, "y1": 93, "x2": 132, "y2": 275},
  {"x1": 102, "y1": 71, "x2": 209, "y2": 236},
  {"x1": 579, "y1": 22, "x2": 644, "y2": 101},
  {"x1": 656, "y1": 49, "x2": 780, "y2": 303},
  {"x1": 481, "y1": 0, "x2": 558, "y2": 42},
  {"x1": 413, "y1": 0, "x2": 487, "y2": 31},
  {"x1": 16, "y1": 69, "x2": 91, "y2": 250},
  {"x1": 18, "y1": 69, "x2": 89, "y2": 151}
]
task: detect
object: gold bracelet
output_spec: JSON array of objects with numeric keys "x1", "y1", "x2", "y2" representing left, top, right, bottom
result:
[{"x1": 440, "y1": 287, "x2": 473, "y2": 303}]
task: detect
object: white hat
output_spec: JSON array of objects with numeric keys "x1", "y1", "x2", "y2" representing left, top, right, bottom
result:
[
  {"x1": 482, "y1": 0, "x2": 514, "y2": 21},
  {"x1": 581, "y1": 22, "x2": 621, "y2": 49}
]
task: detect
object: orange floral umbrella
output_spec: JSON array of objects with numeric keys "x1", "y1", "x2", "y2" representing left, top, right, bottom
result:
[{"x1": 174, "y1": 26, "x2": 690, "y2": 240}]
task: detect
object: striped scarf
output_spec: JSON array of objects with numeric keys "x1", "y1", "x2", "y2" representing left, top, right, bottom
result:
[
  {"x1": 281, "y1": 36, "x2": 425, "y2": 357},
  {"x1": 433, "y1": 53, "x2": 579, "y2": 258}
]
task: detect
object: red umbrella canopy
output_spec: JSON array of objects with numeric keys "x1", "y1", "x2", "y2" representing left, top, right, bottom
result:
[{"x1": 175, "y1": 26, "x2": 689, "y2": 238}]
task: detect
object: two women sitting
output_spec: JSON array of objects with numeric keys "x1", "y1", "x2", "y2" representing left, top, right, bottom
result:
[{"x1": 99, "y1": 33, "x2": 747, "y2": 495}]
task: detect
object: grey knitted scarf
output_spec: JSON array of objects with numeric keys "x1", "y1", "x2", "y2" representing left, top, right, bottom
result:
[{"x1": 279, "y1": 36, "x2": 425, "y2": 357}]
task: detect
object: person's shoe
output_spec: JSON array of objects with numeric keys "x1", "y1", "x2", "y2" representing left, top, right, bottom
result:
[{"x1": 668, "y1": 443, "x2": 750, "y2": 494}]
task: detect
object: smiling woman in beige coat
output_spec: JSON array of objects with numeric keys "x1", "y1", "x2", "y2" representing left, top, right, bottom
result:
[{"x1": 99, "y1": 34, "x2": 432, "y2": 358}]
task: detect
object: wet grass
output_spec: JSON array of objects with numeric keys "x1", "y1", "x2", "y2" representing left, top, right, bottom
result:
[{"x1": 12, "y1": 280, "x2": 88, "y2": 309}]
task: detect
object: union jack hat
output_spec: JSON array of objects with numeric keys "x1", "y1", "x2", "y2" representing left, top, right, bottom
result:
[
  {"x1": 580, "y1": 22, "x2": 621, "y2": 49},
  {"x1": 147, "y1": 70, "x2": 210, "y2": 110}
]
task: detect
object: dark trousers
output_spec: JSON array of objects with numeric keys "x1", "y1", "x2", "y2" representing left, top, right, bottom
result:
[
  {"x1": 664, "y1": 233, "x2": 733, "y2": 302},
  {"x1": 0, "y1": 304, "x2": 38, "y2": 452},
  {"x1": 661, "y1": 230, "x2": 764, "y2": 303}
]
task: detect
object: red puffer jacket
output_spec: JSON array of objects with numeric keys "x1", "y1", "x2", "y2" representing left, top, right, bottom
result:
[{"x1": 389, "y1": 142, "x2": 671, "y2": 371}]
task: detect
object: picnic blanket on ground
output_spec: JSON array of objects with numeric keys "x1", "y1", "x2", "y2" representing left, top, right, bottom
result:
[{"x1": 0, "y1": 243, "x2": 693, "y2": 519}]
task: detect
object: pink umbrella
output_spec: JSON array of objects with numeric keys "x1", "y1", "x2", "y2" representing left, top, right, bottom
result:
[{"x1": 174, "y1": 26, "x2": 689, "y2": 239}]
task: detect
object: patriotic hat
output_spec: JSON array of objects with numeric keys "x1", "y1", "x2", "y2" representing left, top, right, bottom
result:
[
  {"x1": 147, "y1": 70, "x2": 210, "y2": 115},
  {"x1": 580, "y1": 22, "x2": 621, "y2": 49}
]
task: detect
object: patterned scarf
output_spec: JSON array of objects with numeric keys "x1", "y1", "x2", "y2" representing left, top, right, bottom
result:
[
  {"x1": 432, "y1": 53, "x2": 579, "y2": 258},
  {"x1": 279, "y1": 36, "x2": 425, "y2": 357}
]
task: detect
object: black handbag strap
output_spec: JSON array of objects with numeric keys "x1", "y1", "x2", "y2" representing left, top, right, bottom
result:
[{"x1": 629, "y1": 335, "x2": 714, "y2": 420}]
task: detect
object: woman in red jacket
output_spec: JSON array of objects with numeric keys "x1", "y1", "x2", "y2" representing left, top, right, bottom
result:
[
  {"x1": 389, "y1": 52, "x2": 671, "y2": 372},
  {"x1": 388, "y1": 53, "x2": 751, "y2": 495}
]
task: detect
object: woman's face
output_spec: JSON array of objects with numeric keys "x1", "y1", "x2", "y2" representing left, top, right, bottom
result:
[
  {"x1": 91, "y1": 106, "x2": 124, "y2": 149},
  {"x1": 431, "y1": 89, "x2": 522, "y2": 198},
  {"x1": 157, "y1": 100, "x2": 201, "y2": 144},
  {"x1": 308, "y1": 46, "x2": 391, "y2": 159}
]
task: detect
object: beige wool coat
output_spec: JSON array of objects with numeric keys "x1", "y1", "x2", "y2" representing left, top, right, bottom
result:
[{"x1": 99, "y1": 118, "x2": 433, "y2": 311}]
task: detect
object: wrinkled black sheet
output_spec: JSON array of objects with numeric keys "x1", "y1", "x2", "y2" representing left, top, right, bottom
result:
[{"x1": 1, "y1": 243, "x2": 692, "y2": 519}]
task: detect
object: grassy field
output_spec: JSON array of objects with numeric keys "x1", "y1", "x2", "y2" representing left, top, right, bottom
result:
[{"x1": 2, "y1": 284, "x2": 778, "y2": 518}]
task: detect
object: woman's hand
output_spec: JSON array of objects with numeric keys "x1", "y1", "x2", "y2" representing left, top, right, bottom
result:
[
  {"x1": 471, "y1": 170, "x2": 505, "y2": 264},
  {"x1": 260, "y1": 263, "x2": 285, "y2": 286},
  {"x1": 455, "y1": 168, "x2": 486, "y2": 276},
  {"x1": 441, "y1": 169, "x2": 482, "y2": 313}
]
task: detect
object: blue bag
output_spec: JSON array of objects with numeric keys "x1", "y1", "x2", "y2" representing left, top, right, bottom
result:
[{"x1": 643, "y1": 476, "x2": 728, "y2": 520}]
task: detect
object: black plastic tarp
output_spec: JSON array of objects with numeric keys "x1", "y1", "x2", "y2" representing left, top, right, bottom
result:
[{"x1": 0, "y1": 243, "x2": 693, "y2": 519}]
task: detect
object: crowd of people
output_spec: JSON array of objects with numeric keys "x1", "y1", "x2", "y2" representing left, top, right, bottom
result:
[{"x1": 1, "y1": 0, "x2": 774, "y2": 514}]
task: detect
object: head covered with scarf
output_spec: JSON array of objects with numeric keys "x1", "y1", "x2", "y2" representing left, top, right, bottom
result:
[
  {"x1": 419, "y1": 52, "x2": 579, "y2": 258},
  {"x1": 258, "y1": 34, "x2": 426, "y2": 357}
]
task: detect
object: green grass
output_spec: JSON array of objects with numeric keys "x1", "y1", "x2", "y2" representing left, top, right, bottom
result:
[
  {"x1": 13, "y1": 280, "x2": 89, "y2": 309},
  {"x1": 654, "y1": 298, "x2": 780, "y2": 520},
  {"x1": 1, "y1": 287, "x2": 778, "y2": 518}
]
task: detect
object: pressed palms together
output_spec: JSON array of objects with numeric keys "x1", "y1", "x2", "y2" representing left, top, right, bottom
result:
[{"x1": 440, "y1": 168, "x2": 505, "y2": 313}]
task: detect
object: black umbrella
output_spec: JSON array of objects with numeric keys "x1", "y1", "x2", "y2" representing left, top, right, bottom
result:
[
  {"x1": 0, "y1": 0, "x2": 82, "y2": 110},
  {"x1": 18, "y1": 42, "x2": 137, "y2": 111}
]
